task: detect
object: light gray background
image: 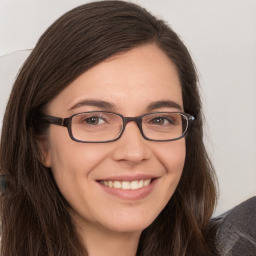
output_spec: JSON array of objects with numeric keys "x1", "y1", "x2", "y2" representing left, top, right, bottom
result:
[{"x1": 0, "y1": 0, "x2": 255, "y2": 215}]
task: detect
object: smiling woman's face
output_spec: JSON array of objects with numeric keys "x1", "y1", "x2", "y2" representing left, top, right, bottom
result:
[{"x1": 40, "y1": 44, "x2": 186, "y2": 236}]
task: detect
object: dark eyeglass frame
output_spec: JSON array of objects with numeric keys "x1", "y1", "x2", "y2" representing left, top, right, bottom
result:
[{"x1": 38, "y1": 111, "x2": 195, "y2": 143}]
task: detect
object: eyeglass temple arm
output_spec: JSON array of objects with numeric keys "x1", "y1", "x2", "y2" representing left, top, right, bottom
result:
[{"x1": 39, "y1": 115, "x2": 66, "y2": 127}]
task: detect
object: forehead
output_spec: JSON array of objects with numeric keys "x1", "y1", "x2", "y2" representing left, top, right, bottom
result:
[{"x1": 46, "y1": 44, "x2": 183, "y2": 115}]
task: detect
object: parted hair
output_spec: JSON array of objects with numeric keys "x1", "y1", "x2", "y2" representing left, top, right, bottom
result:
[{"x1": 0, "y1": 1, "x2": 217, "y2": 255}]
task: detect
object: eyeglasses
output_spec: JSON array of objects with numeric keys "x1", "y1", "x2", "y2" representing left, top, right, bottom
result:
[{"x1": 38, "y1": 111, "x2": 195, "y2": 143}]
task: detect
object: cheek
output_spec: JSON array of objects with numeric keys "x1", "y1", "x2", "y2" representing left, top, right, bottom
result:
[
  {"x1": 145, "y1": 139, "x2": 185, "y2": 222},
  {"x1": 154, "y1": 139, "x2": 185, "y2": 203},
  {"x1": 48, "y1": 127, "x2": 110, "y2": 182},
  {"x1": 51, "y1": 143, "x2": 109, "y2": 175},
  {"x1": 156, "y1": 139, "x2": 186, "y2": 174}
]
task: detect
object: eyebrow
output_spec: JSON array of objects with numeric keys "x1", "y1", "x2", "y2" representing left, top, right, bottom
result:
[
  {"x1": 68, "y1": 99, "x2": 116, "y2": 112},
  {"x1": 146, "y1": 100, "x2": 183, "y2": 112},
  {"x1": 68, "y1": 99, "x2": 183, "y2": 113}
]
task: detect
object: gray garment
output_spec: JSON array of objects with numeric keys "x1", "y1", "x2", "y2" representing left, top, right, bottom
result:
[{"x1": 213, "y1": 197, "x2": 256, "y2": 256}]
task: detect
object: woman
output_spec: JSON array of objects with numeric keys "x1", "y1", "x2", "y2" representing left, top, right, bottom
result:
[{"x1": 0, "y1": 1, "x2": 217, "y2": 255}]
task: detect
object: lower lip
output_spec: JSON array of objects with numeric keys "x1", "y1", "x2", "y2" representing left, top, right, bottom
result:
[{"x1": 97, "y1": 179, "x2": 158, "y2": 201}]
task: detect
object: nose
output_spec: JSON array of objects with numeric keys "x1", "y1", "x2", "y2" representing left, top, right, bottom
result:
[{"x1": 111, "y1": 121, "x2": 151, "y2": 165}]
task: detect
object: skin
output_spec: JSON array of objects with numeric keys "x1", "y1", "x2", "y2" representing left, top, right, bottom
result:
[{"x1": 40, "y1": 44, "x2": 186, "y2": 256}]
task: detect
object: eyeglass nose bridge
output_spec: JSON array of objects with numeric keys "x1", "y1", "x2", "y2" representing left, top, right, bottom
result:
[{"x1": 121, "y1": 116, "x2": 144, "y2": 137}]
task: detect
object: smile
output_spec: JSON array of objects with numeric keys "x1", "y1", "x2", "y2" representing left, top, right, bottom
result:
[{"x1": 99, "y1": 179, "x2": 151, "y2": 190}]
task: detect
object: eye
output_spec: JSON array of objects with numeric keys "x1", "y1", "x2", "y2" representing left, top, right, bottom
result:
[
  {"x1": 149, "y1": 117, "x2": 174, "y2": 125},
  {"x1": 85, "y1": 116, "x2": 105, "y2": 125}
]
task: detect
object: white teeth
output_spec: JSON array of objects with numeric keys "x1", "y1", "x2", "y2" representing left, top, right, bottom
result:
[
  {"x1": 100, "y1": 179, "x2": 152, "y2": 190},
  {"x1": 138, "y1": 180, "x2": 144, "y2": 188},
  {"x1": 114, "y1": 181, "x2": 121, "y2": 188},
  {"x1": 143, "y1": 179, "x2": 151, "y2": 186},
  {"x1": 122, "y1": 181, "x2": 131, "y2": 190},
  {"x1": 130, "y1": 180, "x2": 139, "y2": 189}
]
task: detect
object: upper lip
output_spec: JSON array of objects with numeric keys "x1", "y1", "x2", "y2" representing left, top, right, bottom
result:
[{"x1": 97, "y1": 174, "x2": 159, "y2": 182}]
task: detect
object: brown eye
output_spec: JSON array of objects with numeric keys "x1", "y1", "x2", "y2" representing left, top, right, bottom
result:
[
  {"x1": 150, "y1": 117, "x2": 174, "y2": 125},
  {"x1": 86, "y1": 117, "x2": 102, "y2": 125}
]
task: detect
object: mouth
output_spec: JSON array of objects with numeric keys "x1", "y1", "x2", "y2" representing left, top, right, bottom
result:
[
  {"x1": 97, "y1": 177, "x2": 158, "y2": 200},
  {"x1": 98, "y1": 179, "x2": 152, "y2": 190}
]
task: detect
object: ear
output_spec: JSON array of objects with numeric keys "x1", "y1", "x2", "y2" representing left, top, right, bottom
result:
[{"x1": 37, "y1": 136, "x2": 52, "y2": 168}]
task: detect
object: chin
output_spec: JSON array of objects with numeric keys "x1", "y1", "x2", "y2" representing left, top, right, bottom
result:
[{"x1": 100, "y1": 213, "x2": 157, "y2": 234}]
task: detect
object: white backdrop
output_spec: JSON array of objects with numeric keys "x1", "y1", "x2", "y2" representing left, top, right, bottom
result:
[{"x1": 0, "y1": 0, "x2": 255, "y2": 216}]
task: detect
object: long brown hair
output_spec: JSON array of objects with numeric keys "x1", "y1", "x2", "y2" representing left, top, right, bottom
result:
[{"x1": 0, "y1": 1, "x2": 217, "y2": 255}]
